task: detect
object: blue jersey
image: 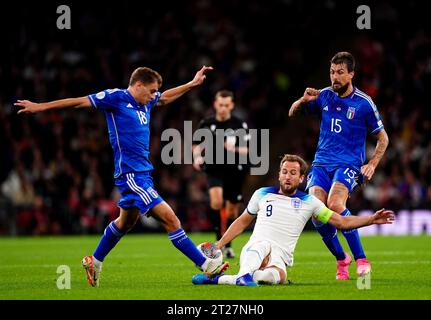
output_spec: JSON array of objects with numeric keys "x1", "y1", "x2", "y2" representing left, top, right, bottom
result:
[
  {"x1": 304, "y1": 86, "x2": 384, "y2": 170},
  {"x1": 88, "y1": 89, "x2": 161, "y2": 178}
]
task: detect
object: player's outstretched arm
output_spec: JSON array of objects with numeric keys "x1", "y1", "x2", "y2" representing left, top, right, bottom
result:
[
  {"x1": 361, "y1": 129, "x2": 389, "y2": 181},
  {"x1": 288, "y1": 87, "x2": 320, "y2": 117},
  {"x1": 216, "y1": 210, "x2": 255, "y2": 248},
  {"x1": 328, "y1": 208, "x2": 395, "y2": 230},
  {"x1": 15, "y1": 96, "x2": 91, "y2": 114},
  {"x1": 157, "y1": 65, "x2": 213, "y2": 106}
]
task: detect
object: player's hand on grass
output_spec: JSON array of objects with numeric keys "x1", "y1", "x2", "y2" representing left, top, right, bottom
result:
[
  {"x1": 361, "y1": 163, "x2": 376, "y2": 181},
  {"x1": 15, "y1": 100, "x2": 44, "y2": 114},
  {"x1": 300, "y1": 88, "x2": 320, "y2": 103},
  {"x1": 371, "y1": 208, "x2": 395, "y2": 225},
  {"x1": 190, "y1": 65, "x2": 214, "y2": 87}
]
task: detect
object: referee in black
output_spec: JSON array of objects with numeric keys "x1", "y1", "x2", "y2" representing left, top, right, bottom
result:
[{"x1": 192, "y1": 90, "x2": 249, "y2": 259}]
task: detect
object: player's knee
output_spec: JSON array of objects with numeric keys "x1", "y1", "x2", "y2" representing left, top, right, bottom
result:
[
  {"x1": 253, "y1": 267, "x2": 285, "y2": 285},
  {"x1": 116, "y1": 215, "x2": 139, "y2": 232},
  {"x1": 163, "y1": 214, "x2": 181, "y2": 232},
  {"x1": 310, "y1": 187, "x2": 327, "y2": 203},
  {"x1": 327, "y1": 200, "x2": 345, "y2": 214}
]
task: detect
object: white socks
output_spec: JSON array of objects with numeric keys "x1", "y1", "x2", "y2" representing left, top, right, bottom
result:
[
  {"x1": 253, "y1": 268, "x2": 281, "y2": 284},
  {"x1": 217, "y1": 275, "x2": 238, "y2": 285},
  {"x1": 216, "y1": 268, "x2": 282, "y2": 285},
  {"x1": 93, "y1": 256, "x2": 103, "y2": 270}
]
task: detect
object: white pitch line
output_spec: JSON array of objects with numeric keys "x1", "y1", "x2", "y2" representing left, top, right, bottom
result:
[
  {"x1": 0, "y1": 264, "x2": 60, "y2": 268},
  {"x1": 296, "y1": 251, "x2": 427, "y2": 256},
  {"x1": 294, "y1": 260, "x2": 431, "y2": 266}
]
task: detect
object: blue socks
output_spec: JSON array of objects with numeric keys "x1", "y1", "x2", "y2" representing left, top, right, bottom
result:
[
  {"x1": 93, "y1": 221, "x2": 125, "y2": 262},
  {"x1": 93, "y1": 224, "x2": 207, "y2": 267},
  {"x1": 312, "y1": 218, "x2": 346, "y2": 261},
  {"x1": 168, "y1": 228, "x2": 206, "y2": 267},
  {"x1": 340, "y1": 209, "x2": 366, "y2": 260},
  {"x1": 313, "y1": 209, "x2": 367, "y2": 261}
]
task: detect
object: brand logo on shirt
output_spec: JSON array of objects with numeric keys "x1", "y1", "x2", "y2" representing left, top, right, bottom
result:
[
  {"x1": 323, "y1": 106, "x2": 329, "y2": 111},
  {"x1": 210, "y1": 124, "x2": 216, "y2": 132},
  {"x1": 126, "y1": 103, "x2": 134, "y2": 108},
  {"x1": 346, "y1": 107, "x2": 356, "y2": 119},
  {"x1": 291, "y1": 198, "x2": 302, "y2": 209},
  {"x1": 96, "y1": 91, "x2": 106, "y2": 99}
]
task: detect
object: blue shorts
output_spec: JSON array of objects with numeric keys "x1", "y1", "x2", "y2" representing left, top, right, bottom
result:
[
  {"x1": 305, "y1": 165, "x2": 363, "y2": 194},
  {"x1": 115, "y1": 172, "x2": 164, "y2": 215}
]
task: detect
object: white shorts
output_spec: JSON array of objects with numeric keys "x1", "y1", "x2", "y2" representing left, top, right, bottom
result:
[{"x1": 240, "y1": 240, "x2": 290, "y2": 272}]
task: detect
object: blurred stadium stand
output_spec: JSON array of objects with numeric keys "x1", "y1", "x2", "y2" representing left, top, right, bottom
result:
[{"x1": 0, "y1": 0, "x2": 430, "y2": 235}]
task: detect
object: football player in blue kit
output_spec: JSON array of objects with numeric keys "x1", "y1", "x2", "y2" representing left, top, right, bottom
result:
[
  {"x1": 289, "y1": 52, "x2": 389, "y2": 280},
  {"x1": 15, "y1": 65, "x2": 229, "y2": 287}
]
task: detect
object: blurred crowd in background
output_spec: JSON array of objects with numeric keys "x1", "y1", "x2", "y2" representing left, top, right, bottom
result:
[{"x1": 0, "y1": 0, "x2": 430, "y2": 235}]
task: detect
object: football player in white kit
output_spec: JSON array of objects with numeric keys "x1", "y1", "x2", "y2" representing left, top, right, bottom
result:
[{"x1": 192, "y1": 154, "x2": 395, "y2": 286}]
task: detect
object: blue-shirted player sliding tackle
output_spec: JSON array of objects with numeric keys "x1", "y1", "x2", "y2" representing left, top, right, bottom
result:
[
  {"x1": 15, "y1": 65, "x2": 229, "y2": 287},
  {"x1": 289, "y1": 52, "x2": 389, "y2": 280}
]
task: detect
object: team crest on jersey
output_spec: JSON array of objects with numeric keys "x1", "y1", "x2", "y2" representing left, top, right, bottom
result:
[
  {"x1": 291, "y1": 198, "x2": 302, "y2": 209},
  {"x1": 147, "y1": 187, "x2": 159, "y2": 199},
  {"x1": 96, "y1": 91, "x2": 106, "y2": 99},
  {"x1": 346, "y1": 107, "x2": 356, "y2": 119}
]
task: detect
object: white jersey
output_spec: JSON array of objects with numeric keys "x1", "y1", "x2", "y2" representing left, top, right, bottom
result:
[{"x1": 246, "y1": 186, "x2": 332, "y2": 266}]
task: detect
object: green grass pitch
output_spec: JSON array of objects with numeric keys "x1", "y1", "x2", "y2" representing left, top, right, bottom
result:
[{"x1": 0, "y1": 232, "x2": 430, "y2": 300}]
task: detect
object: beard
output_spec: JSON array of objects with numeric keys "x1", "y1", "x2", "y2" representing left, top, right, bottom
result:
[
  {"x1": 332, "y1": 82, "x2": 349, "y2": 96},
  {"x1": 279, "y1": 183, "x2": 297, "y2": 195}
]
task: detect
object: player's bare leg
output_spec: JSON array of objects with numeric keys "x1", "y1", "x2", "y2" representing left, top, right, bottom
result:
[
  {"x1": 328, "y1": 182, "x2": 370, "y2": 277},
  {"x1": 310, "y1": 185, "x2": 350, "y2": 279},
  {"x1": 115, "y1": 207, "x2": 141, "y2": 231},
  {"x1": 148, "y1": 201, "x2": 181, "y2": 232},
  {"x1": 309, "y1": 186, "x2": 328, "y2": 203},
  {"x1": 327, "y1": 182, "x2": 349, "y2": 214}
]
